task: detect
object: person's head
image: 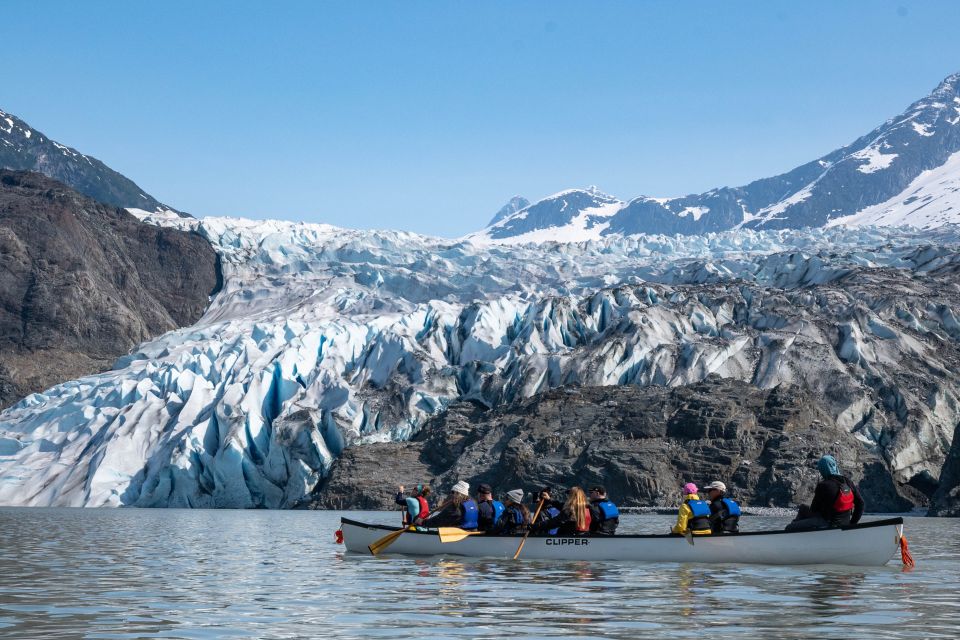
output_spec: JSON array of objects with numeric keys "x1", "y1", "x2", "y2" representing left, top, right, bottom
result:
[
  {"x1": 450, "y1": 480, "x2": 470, "y2": 504},
  {"x1": 817, "y1": 455, "x2": 840, "y2": 479},
  {"x1": 477, "y1": 483, "x2": 493, "y2": 501},
  {"x1": 536, "y1": 487, "x2": 552, "y2": 503},
  {"x1": 588, "y1": 485, "x2": 607, "y2": 501},
  {"x1": 682, "y1": 482, "x2": 699, "y2": 499},
  {"x1": 418, "y1": 484, "x2": 431, "y2": 498},
  {"x1": 505, "y1": 489, "x2": 524, "y2": 505},
  {"x1": 703, "y1": 480, "x2": 726, "y2": 501}
]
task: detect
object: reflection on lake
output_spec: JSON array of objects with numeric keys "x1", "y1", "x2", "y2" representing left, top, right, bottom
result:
[{"x1": 0, "y1": 508, "x2": 957, "y2": 639}]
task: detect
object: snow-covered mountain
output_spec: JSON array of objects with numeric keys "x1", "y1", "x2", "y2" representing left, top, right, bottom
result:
[
  {"x1": 1, "y1": 212, "x2": 959, "y2": 508},
  {"x1": 473, "y1": 72, "x2": 960, "y2": 243},
  {"x1": 0, "y1": 108, "x2": 181, "y2": 214}
]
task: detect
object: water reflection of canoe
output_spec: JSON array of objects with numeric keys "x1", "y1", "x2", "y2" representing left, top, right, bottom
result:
[{"x1": 340, "y1": 516, "x2": 905, "y2": 566}]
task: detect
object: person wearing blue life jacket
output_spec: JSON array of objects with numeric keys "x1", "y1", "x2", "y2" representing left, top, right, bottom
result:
[
  {"x1": 587, "y1": 485, "x2": 620, "y2": 535},
  {"x1": 703, "y1": 481, "x2": 741, "y2": 534},
  {"x1": 495, "y1": 489, "x2": 530, "y2": 535},
  {"x1": 671, "y1": 483, "x2": 713, "y2": 536},
  {"x1": 422, "y1": 481, "x2": 479, "y2": 530},
  {"x1": 532, "y1": 487, "x2": 563, "y2": 535},
  {"x1": 476, "y1": 483, "x2": 505, "y2": 532}
]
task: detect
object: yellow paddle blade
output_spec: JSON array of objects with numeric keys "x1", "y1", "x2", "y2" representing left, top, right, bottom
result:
[
  {"x1": 368, "y1": 526, "x2": 412, "y2": 556},
  {"x1": 437, "y1": 527, "x2": 486, "y2": 543}
]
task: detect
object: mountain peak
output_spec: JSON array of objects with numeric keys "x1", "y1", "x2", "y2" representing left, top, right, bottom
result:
[
  {"x1": 0, "y1": 107, "x2": 184, "y2": 215},
  {"x1": 487, "y1": 195, "x2": 531, "y2": 227}
]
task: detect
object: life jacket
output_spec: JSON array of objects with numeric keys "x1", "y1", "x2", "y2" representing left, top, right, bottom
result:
[
  {"x1": 508, "y1": 506, "x2": 525, "y2": 525},
  {"x1": 416, "y1": 495, "x2": 429, "y2": 520},
  {"x1": 721, "y1": 498, "x2": 741, "y2": 517},
  {"x1": 461, "y1": 499, "x2": 479, "y2": 530},
  {"x1": 719, "y1": 498, "x2": 741, "y2": 533},
  {"x1": 543, "y1": 505, "x2": 560, "y2": 535},
  {"x1": 491, "y1": 500, "x2": 505, "y2": 525},
  {"x1": 833, "y1": 480, "x2": 854, "y2": 514},
  {"x1": 687, "y1": 498, "x2": 712, "y2": 532},
  {"x1": 596, "y1": 500, "x2": 619, "y2": 521}
]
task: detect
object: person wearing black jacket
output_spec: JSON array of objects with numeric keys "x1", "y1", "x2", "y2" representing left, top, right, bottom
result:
[
  {"x1": 532, "y1": 487, "x2": 563, "y2": 533},
  {"x1": 703, "y1": 480, "x2": 741, "y2": 533},
  {"x1": 587, "y1": 486, "x2": 620, "y2": 535},
  {"x1": 786, "y1": 455, "x2": 865, "y2": 532}
]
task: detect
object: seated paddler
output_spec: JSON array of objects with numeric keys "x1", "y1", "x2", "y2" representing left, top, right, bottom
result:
[
  {"x1": 785, "y1": 455, "x2": 864, "y2": 532},
  {"x1": 703, "y1": 480, "x2": 741, "y2": 534},
  {"x1": 394, "y1": 483, "x2": 431, "y2": 526},
  {"x1": 587, "y1": 485, "x2": 620, "y2": 535},
  {"x1": 495, "y1": 489, "x2": 530, "y2": 535},
  {"x1": 422, "y1": 481, "x2": 479, "y2": 530},
  {"x1": 671, "y1": 482, "x2": 713, "y2": 536}
]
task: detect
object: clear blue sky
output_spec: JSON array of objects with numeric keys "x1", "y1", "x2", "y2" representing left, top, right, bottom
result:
[{"x1": 2, "y1": 1, "x2": 959, "y2": 237}]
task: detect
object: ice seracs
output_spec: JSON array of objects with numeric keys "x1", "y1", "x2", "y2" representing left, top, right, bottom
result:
[{"x1": 1, "y1": 213, "x2": 959, "y2": 509}]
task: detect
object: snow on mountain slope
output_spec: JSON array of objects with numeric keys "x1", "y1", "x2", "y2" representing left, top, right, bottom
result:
[
  {"x1": 473, "y1": 72, "x2": 960, "y2": 243},
  {"x1": 2, "y1": 214, "x2": 960, "y2": 508},
  {"x1": 826, "y1": 150, "x2": 960, "y2": 229}
]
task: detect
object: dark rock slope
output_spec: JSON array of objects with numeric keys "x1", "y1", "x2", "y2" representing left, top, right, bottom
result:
[
  {"x1": 930, "y1": 423, "x2": 960, "y2": 516},
  {"x1": 313, "y1": 377, "x2": 914, "y2": 513},
  {"x1": 0, "y1": 170, "x2": 218, "y2": 408}
]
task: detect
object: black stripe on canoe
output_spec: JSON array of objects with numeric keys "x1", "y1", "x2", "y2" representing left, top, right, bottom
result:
[{"x1": 339, "y1": 516, "x2": 904, "y2": 539}]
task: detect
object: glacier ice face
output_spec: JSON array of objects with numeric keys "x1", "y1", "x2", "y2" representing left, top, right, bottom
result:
[{"x1": 1, "y1": 215, "x2": 959, "y2": 508}]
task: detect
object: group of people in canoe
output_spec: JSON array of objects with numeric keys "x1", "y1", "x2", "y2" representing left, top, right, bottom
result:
[{"x1": 395, "y1": 454, "x2": 865, "y2": 536}]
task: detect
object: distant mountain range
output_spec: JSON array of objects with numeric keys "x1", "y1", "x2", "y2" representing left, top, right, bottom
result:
[
  {"x1": 0, "y1": 108, "x2": 182, "y2": 214},
  {"x1": 474, "y1": 71, "x2": 960, "y2": 243}
]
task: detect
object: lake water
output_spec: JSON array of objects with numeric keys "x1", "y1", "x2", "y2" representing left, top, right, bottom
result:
[{"x1": 0, "y1": 508, "x2": 957, "y2": 639}]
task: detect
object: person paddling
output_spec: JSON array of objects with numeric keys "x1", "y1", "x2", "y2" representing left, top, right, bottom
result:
[
  {"x1": 422, "y1": 481, "x2": 479, "y2": 530},
  {"x1": 394, "y1": 484, "x2": 431, "y2": 526},
  {"x1": 671, "y1": 483, "x2": 712, "y2": 536},
  {"x1": 703, "y1": 481, "x2": 740, "y2": 533},
  {"x1": 533, "y1": 487, "x2": 562, "y2": 535},
  {"x1": 534, "y1": 486, "x2": 592, "y2": 536},
  {"x1": 786, "y1": 455, "x2": 864, "y2": 532},
  {"x1": 476, "y1": 483, "x2": 504, "y2": 532},
  {"x1": 587, "y1": 485, "x2": 620, "y2": 535},
  {"x1": 496, "y1": 489, "x2": 530, "y2": 535}
]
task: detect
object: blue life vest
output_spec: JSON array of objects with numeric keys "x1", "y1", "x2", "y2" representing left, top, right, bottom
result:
[
  {"x1": 491, "y1": 500, "x2": 505, "y2": 524},
  {"x1": 543, "y1": 505, "x2": 560, "y2": 535},
  {"x1": 510, "y1": 506, "x2": 525, "y2": 525},
  {"x1": 596, "y1": 500, "x2": 619, "y2": 520},
  {"x1": 687, "y1": 498, "x2": 712, "y2": 531},
  {"x1": 461, "y1": 499, "x2": 479, "y2": 530},
  {"x1": 721, "y1": 498, "x2": 741, "y2": 517}
]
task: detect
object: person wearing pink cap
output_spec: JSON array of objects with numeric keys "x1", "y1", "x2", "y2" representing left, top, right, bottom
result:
[{"x1": 670, "y1": 482, "x2": 713, "y2": 536}]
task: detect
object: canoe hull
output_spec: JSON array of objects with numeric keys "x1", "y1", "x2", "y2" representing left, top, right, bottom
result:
[{"x1": 340, "y1": 517, "x2": 904, "y2": 566}]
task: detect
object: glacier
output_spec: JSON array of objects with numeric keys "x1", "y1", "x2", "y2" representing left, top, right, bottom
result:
[{"x1": 1, "y1": 213, "x2": 959, "y2": 508}]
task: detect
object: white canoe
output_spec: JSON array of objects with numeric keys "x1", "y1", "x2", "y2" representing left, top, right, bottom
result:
[{"x1": 339, "y1": 516, "x2": 905, "y2": 567}]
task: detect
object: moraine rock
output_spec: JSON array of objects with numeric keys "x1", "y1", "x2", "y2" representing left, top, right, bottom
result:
[
  {"x1": 312, "y1": 377, "x2": 914, "y2": 512},
  {"x1": 0, "y1": 170, "x2": 219, "y2": 408}
]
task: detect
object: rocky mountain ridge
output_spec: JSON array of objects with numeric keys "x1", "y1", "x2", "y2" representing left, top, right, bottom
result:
[
  {"x1": 475, "y1": 72, "x2": 960, "y2": 243},
  {"x1": 1, "y1": 107, "x2": 181, "y2": 214}
]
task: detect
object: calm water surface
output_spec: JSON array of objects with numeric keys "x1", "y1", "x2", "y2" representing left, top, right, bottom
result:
[{"x1": 0, "y1": 508, "x2": 957, "y2": 639}]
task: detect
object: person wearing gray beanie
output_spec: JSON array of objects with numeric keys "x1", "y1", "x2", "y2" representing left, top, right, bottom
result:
[{"x1": 495, "y1": 489, "x2": 531, "y2": 535}]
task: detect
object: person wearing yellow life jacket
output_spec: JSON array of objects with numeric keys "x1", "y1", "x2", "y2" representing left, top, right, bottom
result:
[
  {"x1": 671, "y1": 483, "x2": 713, "y2": 536},
  {"x1": 786, "y1": 455, "x2": 865, "y2": 532}
]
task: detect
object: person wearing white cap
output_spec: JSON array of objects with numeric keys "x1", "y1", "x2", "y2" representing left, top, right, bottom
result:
[
  {"x1": 703, "y1": 480, "x2": 741, "y2": 533},
  {"x1": 421, "y1": 481, "x2": 479, "y2": 530},
  {"x1": 495, "y1": 489, "x2": 531, "y2": 535}
]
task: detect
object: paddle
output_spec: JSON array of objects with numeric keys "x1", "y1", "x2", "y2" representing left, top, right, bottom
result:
[
  {"x1": 368, "y1": 525, "x2": 414, "y2": 556},
  {"x1": 437, "y1": 527, "x2": 487, "y2": 543},
  {"x1": 513, "y1": 498, "x2": 546, "y2": 560},
  {"x1": 684, "y1": 529, "x2": 694, "y2": 546}
]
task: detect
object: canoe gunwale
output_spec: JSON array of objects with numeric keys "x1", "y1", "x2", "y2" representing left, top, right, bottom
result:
[{"x1": 339, "y1": 515, "x2": 905, "y2": 539}]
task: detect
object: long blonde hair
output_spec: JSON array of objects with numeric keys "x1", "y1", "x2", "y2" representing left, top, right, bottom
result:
[{"x1": 564, "y1": 486, "x2": 589, "y2": 531}]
